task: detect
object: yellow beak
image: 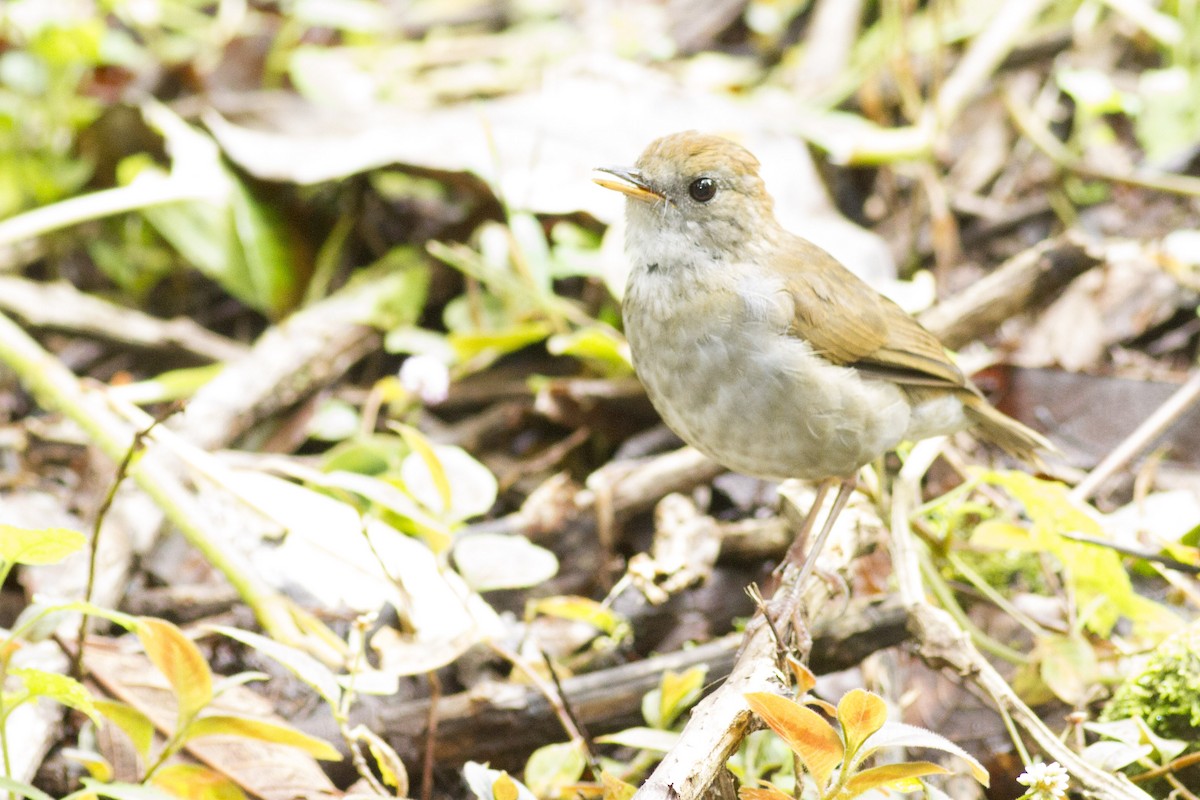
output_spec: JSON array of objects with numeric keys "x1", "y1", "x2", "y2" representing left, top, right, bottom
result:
[{"x1": 592, "y1": 166, "x2": 664, "y2": 202}]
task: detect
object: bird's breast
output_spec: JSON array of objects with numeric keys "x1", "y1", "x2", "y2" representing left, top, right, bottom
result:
[{"x1": 623, "y1": 262, "x2": 918, "y2": 480}]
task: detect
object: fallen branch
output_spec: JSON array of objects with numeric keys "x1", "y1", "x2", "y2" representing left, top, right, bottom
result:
[{"x1": 380, "y1": 596, "x2": 906, "y2": 770}]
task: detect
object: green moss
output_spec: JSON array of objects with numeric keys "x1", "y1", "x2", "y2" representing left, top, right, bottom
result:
[{"x1": 1101, "y1": 623, "x2": 1200, "y2": 746}]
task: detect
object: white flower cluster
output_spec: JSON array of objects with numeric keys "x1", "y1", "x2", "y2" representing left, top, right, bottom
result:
[{"x1": 1017, "y1": 761, "x2": 1070, "y2": 800}]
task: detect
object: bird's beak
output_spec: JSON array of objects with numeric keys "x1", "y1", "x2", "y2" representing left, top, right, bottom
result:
[{"x1": 592, "y1": 166, "x2": 663, "y2": 202}]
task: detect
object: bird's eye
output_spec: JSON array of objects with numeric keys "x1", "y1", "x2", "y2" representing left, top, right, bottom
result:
[{"x1": 688, "y1": 177, "x2": 717, "y2": 203}]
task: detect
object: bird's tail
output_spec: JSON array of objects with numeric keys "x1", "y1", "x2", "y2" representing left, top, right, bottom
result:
[{"x1": 961, "y1": 393, "x2": 1054, "y2": 469}]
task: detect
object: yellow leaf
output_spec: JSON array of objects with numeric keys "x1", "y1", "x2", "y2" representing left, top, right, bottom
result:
[
  {"x1": 745, "y1": 692, "x2": 843, "y2": 793},
  {"x1": 95, "y1": 700, "x2": 155, "y2": 759},
  {"x1": 395, "y1": 423, "x2": 453, "y2": 515},
  {"x1": 183, "y1": 715, "x2": 342, "y2": 761},
  {"x1": 0, "y1": 524, "x2": 86, "y2": 565},
  {"x1": 837, "y1": 689, "x2": 888, "y2": 760},
  {"x1": 137, "y1": 617, "x2": 212, "y2": 725},
  {"x1": 152, "y1": 764, "x2": 247, "y2": 800},
  {"x1": 843, "y1": 761, "x2": 950, "y2": 795},
  {"x1": 659, "y1": 667, "x2": 707, "y2": 728},
  {"x1": 600, "y1": 770, "x2": 638, "y2": 800}
]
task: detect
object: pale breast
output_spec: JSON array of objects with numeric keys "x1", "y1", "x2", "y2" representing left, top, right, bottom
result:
[{"x1": 623, "y1": 264, "x2": 917, "y2": 481}]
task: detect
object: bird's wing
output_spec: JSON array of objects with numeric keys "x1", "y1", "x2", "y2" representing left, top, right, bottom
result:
[{"x1": 782, "y1": 236, "x2": 970, "y2": 390}]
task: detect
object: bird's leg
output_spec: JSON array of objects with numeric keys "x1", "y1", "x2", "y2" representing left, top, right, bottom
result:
[
  {"x1": 776, "y1": 477, "x2": 835, "y2": 575},
  {"x1": 792, "y1": 476, "x2": 857, "y2": 587},
  {"x1": 761, "y1": 476, "x2": 857, "y2": 651},
  {"x1": 778, "y1": 475, "x2": 857, "y2": 584}
]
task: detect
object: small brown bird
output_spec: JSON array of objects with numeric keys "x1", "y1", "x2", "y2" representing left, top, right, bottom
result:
[{"x1": 595, "y1": 131, "x2": 1050, "y2": 583}]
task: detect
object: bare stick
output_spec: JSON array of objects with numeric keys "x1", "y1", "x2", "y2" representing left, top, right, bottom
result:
[{"x1": 1070, "y1": 368, "x2": 1200, "y2": 502}]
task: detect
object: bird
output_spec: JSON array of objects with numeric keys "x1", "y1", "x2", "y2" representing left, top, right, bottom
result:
[{"x1": 594, "y1": 131, "x2": 1050, "y2": 589}]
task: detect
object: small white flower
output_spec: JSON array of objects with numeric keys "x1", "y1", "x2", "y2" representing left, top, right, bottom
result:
[
  {"x1": 399, "y1": 355, "x2": 450, "y2": 405},
  {"x1": 1017, "y1": 761, "x2": 1070, "y2": 800}
]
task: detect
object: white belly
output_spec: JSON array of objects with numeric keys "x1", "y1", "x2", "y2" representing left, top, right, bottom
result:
[{"x1": 623, "y1": 267, "x2": 961, "y2": 480}]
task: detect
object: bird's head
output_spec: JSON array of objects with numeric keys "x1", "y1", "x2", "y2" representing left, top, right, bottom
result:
[{"x1": 594, "y1": 131, "x2": 779, "y2": 267}]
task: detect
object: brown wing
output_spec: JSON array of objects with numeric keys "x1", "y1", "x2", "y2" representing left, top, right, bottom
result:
[{"x1": 782, "y1": 235, "x2": 971, "y2": 390}]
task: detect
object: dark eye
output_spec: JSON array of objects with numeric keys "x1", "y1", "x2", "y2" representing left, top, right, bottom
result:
[{"x1": 688, "y1": 177, "x2": 717, "y2": 203}]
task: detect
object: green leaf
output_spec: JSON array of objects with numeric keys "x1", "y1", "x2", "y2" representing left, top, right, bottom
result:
[
  {"x1": 860, "y1": 722, "x2": 989, "y2": 786},
  {"x1": 95, "y1": 700, "x2": 156, "y2": 759},
  {"x1": 28, "y1": 599, "x2": 138, "y2": 631},
  {"x1": 229, "y1": 178, "x2": 300, "y2": 317},
  {"x1": 524, "y1": 741, "x2": 586, "y2": 799},
  {"x1": 837, "y1": 688, "x2": 887, "y2": 762},
  {"x1": 208, "y1": 626, "x2": 341, "y2": 708},
  {"x1": 843, "y1": 761, "x2": 950, "y2": 795},
  {"x1": 1038, "y1": 633, "x2": 1098, "y2": 706},
  {"x1": 131, "y1": 105, "x2": 300, "y2": 317},
  {"x1": 136, "y1": 617, "x2": 213, "y2": 725},
  {"x1": 151, "y1": 764, "x2": 248, "y2": 800},
  {"x1": 182, "y1": 715, "x2": 342, "y2": 761},
  {"x1": 11, "y1": 667, "x2": 100, "y2": 725},
  {"x1": 355, "y1": 248, "x2": 431, "y2": 330},
  {"x1": 0, "y1": 525, "x2": 86, "y2": 565},
  {"x1": 547, "y1": 326, "x2": 633, "y2": 376},
  {"x1": 0, "y1": 776, "x2": 56, "y2": 800},
  {"x1": 744, "y1": 692, "x2": 843, "y2": 793},
  {"x1": 447, "y1": 321, "x2": 554, "y2": 363},
  {"x1": 596, "y1": 726, "x2": 680, "y2": 752},
  {"x1": 528, "y1": 596, "x2": 631, "y2": 640}
]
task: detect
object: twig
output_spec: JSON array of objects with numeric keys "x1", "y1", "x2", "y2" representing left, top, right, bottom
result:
[
  {"x1": 72, "y1": 406, "x2": 177, "y2": 679},
  {"x1": 1070, "y1": 368, "x2": 1200, "y2": 502},
  {"x1": 0, "y1": 276, "x2": 248, "y2": 363},
  {"x1": 488, "y1": 641, "x2": 598, "y2": 771},
  {"x1": 1006, "y1": 87, "x2": 1200, "y2": 198},
  {"x1": 541, "y1": 652, "x2": 603, "y2": 778},
  {"x1": 423, "y1": 671, "x2": 440, "y2": 800},
  {"x1": 1058, "y1": 531, "x2": 1200, "y2": 574},
  {"x1": 917, "y1": 233, "x2": 1103, "y2": 349}
]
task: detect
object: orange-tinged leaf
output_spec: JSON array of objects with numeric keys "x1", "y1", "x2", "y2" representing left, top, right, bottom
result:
[
  {"x1": 738, "y1": 784, "x2": 793, "y2": 800},
  {"x1": 837, "y1": 689, "x2": 887, "y2": 759},
  {"x1": 182, "y1": 715, "x2": 342, "y2": 760},
  {"x1": 786, "y1": 657, "x2": 817, "y2": 694},
  {"x1": 745, "y1": 692, "x2": 843, "y2": 792},
  {"x1": 152, "y1": 764, "x2": 247, "y2": 800},
  {"x1": 843, "y1": 761, "x2": 950, "y2": 794},
  {"x1": 137, "y1": 617, "x2": 212, "y2": 725}
]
